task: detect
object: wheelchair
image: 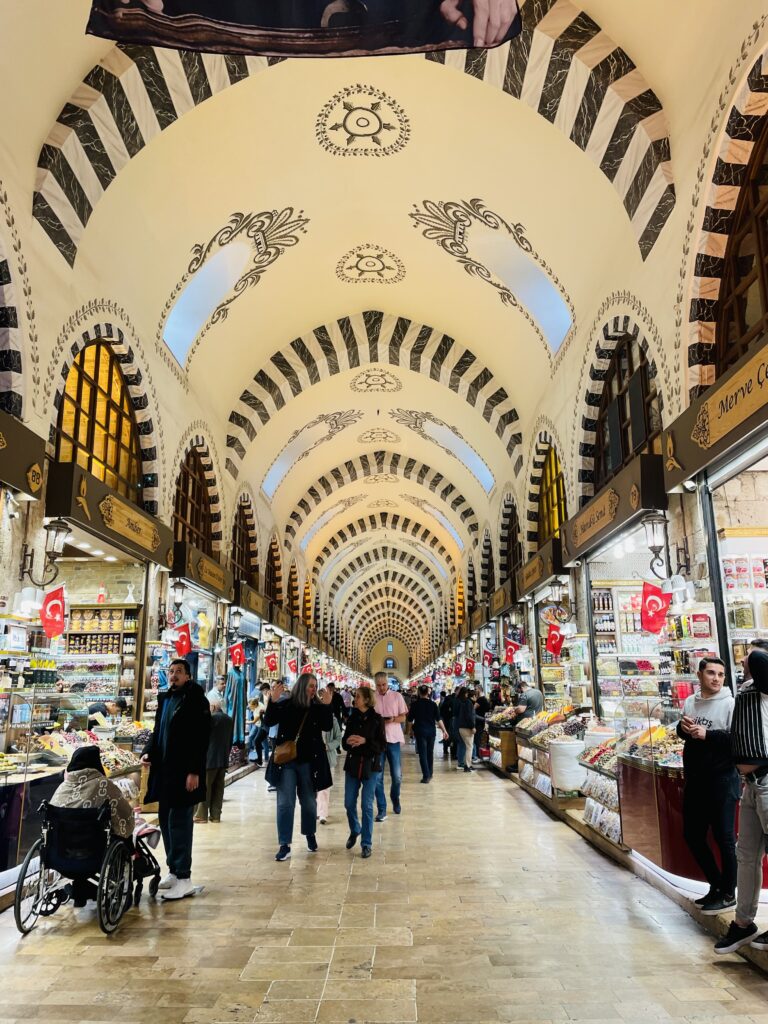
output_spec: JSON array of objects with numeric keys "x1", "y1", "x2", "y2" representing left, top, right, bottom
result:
[{"x1": 14, "y1": 801, "x2": 160, "y2": 936}]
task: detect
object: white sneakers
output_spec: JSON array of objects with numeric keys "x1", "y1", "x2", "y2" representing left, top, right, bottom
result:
[
  {"x1": 161, "y1": 877, "x2": 196, "y2": 900},
  {"x1": 158, "y1": 873, "x2": 177, "y2": 890}
]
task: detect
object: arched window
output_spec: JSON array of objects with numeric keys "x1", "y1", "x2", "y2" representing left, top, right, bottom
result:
[
  {"x1": 55, "y1": 341, "x2": 143, "y2": 504},
  {"x1": 173, "y1": 447, "x2": 213, "y2": 554},
  {"x1": 593, "y1": 334, "x2": 662, "y2": 491},
  {"x1": 231, "y1": 499, "x2": 258, "y2": 587},
  {"x1": 303, "y1": 580, "x2": 312, "y2": 626},
  {"x1": 482, "y1": 534, "x2": 496, "y2": 599},
  {"x1": 264, "y1": 537, "x2": 282, "y2": 605},
  {"x1": 456, "y1": 578, "x2": 465, "y2": 625},
  {"x1": 500, "y1": 499, "x2": 524, "y2": 582},
  {"x1": 717, "y1": 118, "x2": 768, "y2": 377},
  {"x1": 287, "y1": 564, "x2": 300, "y2": 617},
  {"x1": 537, "y1": 446, "x2": 567, "y2": 546},
  {"x1": 467, "y1": 561, "x2": 477, "y2": 616}
]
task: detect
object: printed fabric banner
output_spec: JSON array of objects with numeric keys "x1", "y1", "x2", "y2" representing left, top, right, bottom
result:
[
  {"x1": 640, "y1": 581, "x2": 672, "y2": 634},
  {"x1": 86, "y1": 0, "x2": 522, "y2": 57}
]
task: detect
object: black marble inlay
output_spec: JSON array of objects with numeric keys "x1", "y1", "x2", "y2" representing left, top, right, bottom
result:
[
  {"x1": 484, "y1": 387, "x2": 508, "y2": 412},
  {"x1": 129, "y1": 46, "x2": 179, "y2": 129},
  {"x1": 623, "y1": 136, "x2": 671, "y2": 220},
  {"x1": 503, "y1": 0, "x2": 536, "y2": 99},
  {"x1": 363, "y1": 311, "x2": 383, "y2": 362},
  {"x1": 224, "y1": 54, "x2": 249, "y2": 83},
  {"x1": 702, "y1": 205, "x2": 734, "y2": 236},
  {"x1": 409, "y1": 324, "x2": 432, "y2": 371},
  {"x1": 466, "y1": 367, "x2": 492, "y2": 406},
  {"x1": 32, "y1": 192, "x2": 76, "y2": 266},
  {"x1": 57, "y1": 103, "x2": 117, "y2": 191},
  {"x1": 599, "y1": 89, "x2": 663, "y2": 182},
  {"x1": 179, "y1": 50, "x2": 212, "y2": 106},
  {"x1": 225, "y1": 435, "x2": 246, "y2": 459},
  {"x1": 272, "y1": 351, "x2": 303, "y2": 396},
  {"x1": 687, "y1": 342, "x2": 716, "y2": 369},
  {"x1": 0, "y1": 307, "x2": 18, "y2": 330},
  {"x1": 267, "y1": 56, "x2": 286, "y2": 66},
  {"x1": 452, "y1": 350, "x2": 475, "y2": 380},
  {"x1": 747, "y1": 57, "x2": 768, "y2": 94},
  {"x1": 229, "y1": 410, "x2": 256, "y2": 440},
  {"x1": 725, "y1": 106, "x2": 765, "y2": 143},
  {"x1": 496, "y1": 408, "x2": 520, "y2": 431},
  {"x1": 0, "y1": 392, "x2": 22, "y2": 417},
  {"x1": 85, "y1": 66, "x2": 145, "y2": 158},
  {"x1": 638, "y1": 183, "x2": 674, "y2": 260},
  {"x1": 570, "y1": 46, "x2": 634, "y2": 151},
  {"x1": 689, "y1": 298, "x2": 718, "y2": 323},
  {"x1": 538, "y1": 11, "x2": 600, "y2": 124},
  {"x1": 239, "y1": 388, "x2": 270, "y2": 424},
  {"x1": 430, "y1": 334, "x2": 453, "y2": 380},
  {"x1": 464, "y1": 48, "x2": 487, "y2": 81},
  {"x1": 290, "y1": 337, "x2": 321, "y2": 385},
  {"x1": 339, "y1": 317, "x2": 360, "y2": 368},
  {"x1": 331, "y1": 467, "x2": 345, "y2": 487},
  {"x1": 713, "y1": 157, "x2": 747, "y2": 188},
  {"x1": 694, "y1": 252, "x2": 725, "y2": 280},
  {"x1": 388, "y1": 316, "x2": 410, "y2": 364},
  {"x1": 0, "y1": 259, "x2": 10, "y2": 287},
  {"x1": 0, "y1": 348, "x2": 21, "y2": 370},
  {"x1": 40, "y1": 142, "x2": 94, "y2": 225},
  {"x1": 313, "y1": 326, "x2": 339, "y2": 375}
]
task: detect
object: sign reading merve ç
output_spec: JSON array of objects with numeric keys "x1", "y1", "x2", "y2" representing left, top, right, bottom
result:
[
  {"x1": 99, "y1": 495, "x2": 161, "y2": 552},
  {"x1": 691, "y1": 346, "x2": 768, "y2": 450},
  {"x1": 571, "y1": 489, "x2": 620, "y2": 548}
]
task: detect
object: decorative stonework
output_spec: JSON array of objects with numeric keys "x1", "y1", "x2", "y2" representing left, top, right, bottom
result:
[
  {"x1": 316, "y1": 85, "x2": 410, "y2": 157},
  {"x1": 337, "y1": 245, "x2": 405, "y2": 285},
  {"x1": 350, "y1": 367, "x2": 402, "y2": 393},
  {"x1": 363, "y1": 473, "x2": 399, "y2": 485},
  {"x1": 409, "y1": 197, "x2": 574, "y2": 359},
  {"x1": 389, "y1": 408, "x2": 491, "y2": 490},
  {"x1": 358, "y1": 428, "x2": 400, "y2": 444},
  {"x1": 0, "y1": 179, "x2": 39, "y2": 415},
  {"x1": 369, "y1": 499, "x2": 397, "y2": 509}
]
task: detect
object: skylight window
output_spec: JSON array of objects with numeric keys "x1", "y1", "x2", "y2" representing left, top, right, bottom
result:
[
  {"x1": 419, "y1": 502, "x2": 464, "y2": 551},
  {"x1": 421, "y1": 420, "x2": 495, "y2": 494},
  {"x1": 163, "y1": 241, "x2": 251, "y2": 365}
]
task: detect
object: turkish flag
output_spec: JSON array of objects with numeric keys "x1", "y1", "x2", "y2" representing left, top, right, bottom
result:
[
  {"x1": 174, "y1": 623, "x2": 192, "y2": 656},
  {"x1": 229, "y1": 641, "x2": 245, "y2": 667},
  {"x1": 482, "y1": 650, "x2": 492, "y2": 667},
  {"x1": 265, "y1": 651, "x2": 278, "y2": 673},
  {"x1": 640, "y1": 581, "x2": 672, "y2": 633},
  {"x1": 546, "y1": 623, "x2": 564, "y2": 657},
  {"x1": 40, "y1": 586, "x2": 67, "y2": 639},
  {"x1": 465, "y1": 658, "x2": 475, "y2": 675},
  {"x1": 504, "y1": 636, "x2": 520, "y2": 664},
  {"x1": 454, "y1": 662, "x2": 462, "y2": 676},
  {"x1": 288, "y1": 658, "x2": 298, "y2": 674}
]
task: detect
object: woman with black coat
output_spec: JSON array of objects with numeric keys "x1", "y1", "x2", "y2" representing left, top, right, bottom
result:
[
  {"x1": 342, "y1": 685, "x2": 387, "y2": 859},
  {"x1": 263, "y1": 674, "x2": 334, "y2": 861}
]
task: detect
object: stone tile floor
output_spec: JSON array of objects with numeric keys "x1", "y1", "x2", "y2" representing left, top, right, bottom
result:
[{"x1": 1, "y1": 746, "x2": 767, "y2": 1023}]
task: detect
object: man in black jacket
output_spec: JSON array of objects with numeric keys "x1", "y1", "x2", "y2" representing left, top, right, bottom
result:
[
  {"x1": 142, "y1": 659, "x2": 211, "y2": 900},
  {"x1": 408, "y1": 685, "x2": 448, "y2": 783},
  {"x1": 195, "y1": 695, "x2": 234, "y2": 823}
]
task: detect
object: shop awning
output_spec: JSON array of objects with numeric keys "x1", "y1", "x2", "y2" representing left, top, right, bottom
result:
[
  {"x1": 46, "y1": 462, "x2": 174, "y2": 566},
  {"x1": 0, "y1": 411, "x2": 45, "y2": 500}
]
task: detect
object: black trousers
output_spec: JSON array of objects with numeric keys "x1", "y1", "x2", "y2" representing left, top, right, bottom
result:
[
  {"x1": 414, "y1": 729, "x2": 436, "y2": 780},
  {"x1": 682, "y1": 776, "x2": 739, "y2": 896}
]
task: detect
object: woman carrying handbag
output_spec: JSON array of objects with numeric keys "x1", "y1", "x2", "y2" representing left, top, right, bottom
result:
[
  {"x1": 263, "y1": 674, "x2": 334, "y2": 861},
  {"x1": 342, "y1": 685, "x2": 387, "y2": 859}
]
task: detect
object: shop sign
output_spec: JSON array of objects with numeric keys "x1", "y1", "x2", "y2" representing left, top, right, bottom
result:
[
  {"x1": 662, "y1": 338, "x2": 768, "y2": 490},
  {"x1": 0, "y1": 411, "x2": 46, "y2": 500},
  {"x1": 172, "y1": 540, "x2": 234, "y2": 602},
  {"x1": 273, "y1": 606, "x2": 292, "y2": 634},
  {"x1": 470, "y1": 605, "x2": 487, "y2": 631},
  {"x1": 292, "y1": 620, "x2": 308, "y2": 642},
  {"x1": 448, "y1": 627, "x2": 458, "y2": 647},
  {"x1": 562, "y1": 455, "x2": 667, "y2": 565},
  {"x1": 490, "y1": 579, "x2": 513, "y2": 616},
  {"x1": 46, "y1": 463, "x2": 175, "y2": 566},
  {"x1": 309, "y1": 630, "x2": 320, "y2": 648},
  {"x1": 516, "y1": 537, "x2": 565, "y2": 599},
  {"x1": 235, "y1": 581, "x2": 270, "y2": 619}
]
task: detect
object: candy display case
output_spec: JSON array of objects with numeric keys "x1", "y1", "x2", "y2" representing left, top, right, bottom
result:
[{"x1": 514, "y1": 708, "x2": 585, "y2": 812}]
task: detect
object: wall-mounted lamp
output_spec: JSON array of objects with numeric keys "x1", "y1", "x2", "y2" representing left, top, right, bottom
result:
[
  {"x1": 548, "y1": 577, "x2": 574, "y2": 623},
  {"x1": 171, "y1": 578, "x2": 185, "y2": 610},
  {"x1": 675, "y1": 536, "x2": 691, "y2": 577},
  {"x1": 641, "y1": 511, "x2": 668, "y2": 580},
  {"x1": 19, "y1": 517, "x2": 71, "y2": 587}
]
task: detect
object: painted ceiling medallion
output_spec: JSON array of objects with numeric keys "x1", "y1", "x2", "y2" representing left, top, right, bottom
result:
[
  {"x1": 369, "y1": 499, "x2": 397, "y2": 509},
  {"x1": 350, "y1": 367, "x2": 402, "y2": 393},
  {"x1": 364, "y1": 474, "x2": 399, "y2": 485},
  {"x1": 337, "y1": 245, "x2": 405, "y2": 285},
  {"x1": 316, "y1": 85, "x2": 410, "y2": 157},
  {"x1": 357, "y1": 428, "x2": 401, "y2": 444}
]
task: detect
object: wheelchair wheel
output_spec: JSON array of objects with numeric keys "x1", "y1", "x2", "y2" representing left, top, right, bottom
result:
[
  {"x1": 149, "y1": 874, "x2": 160, "y2": 898},
  {"x1": 96, "y1": 841, "x2": 133, "y2": 935},
  {"x1": 14, "y1": 839, "x2": 44, "y2": 934}
]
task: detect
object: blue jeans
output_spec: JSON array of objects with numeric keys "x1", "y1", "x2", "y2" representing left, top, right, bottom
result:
[
  {"x1": 414, "y1": 729, "x2": 436, "y2": 780},
  {"x1": 159, "y1": 803, "x2": 195, "y2": 879},
  {"x1": 375, "y1": 742, "x2": 402, "y2": 813},
  {"x1": 276, "y1": 761, "x2": 317, "y2": 846},
  {"x1": 345, "y1": 771, "x2": 381, "y2": 847},
  {"x1": 455, "y1": 727, "x2": 466, "y2": 768}
]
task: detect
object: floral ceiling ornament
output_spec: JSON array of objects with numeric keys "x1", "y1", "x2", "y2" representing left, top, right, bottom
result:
[
  {"x1": 364, "y1": 473, "x2": 399, "y2": 485},
  {"x1": 369, "y1": 499, "x2": 397, "y2": 509},
  {"x1": 389, "y1": 408, "x2": 493, "y2": 491},
  {"x1": 350, "y1": 367, "x2": 402, "y2": 393},
  {"x1": 358, "y1": 428, "x2": 401, "y2": 444},
  {"x1": 337, "y1": 245, "x2": 406, "y2": 285},
  {"x1": 158, "y1": 208, "x2": 309, "y2": 361},
  {"x1": 409, "y1": 198, "x2": 574, "y2": 354},
  {"x1": 316, "y1": 85, "x2": 410, "y2": 157}
]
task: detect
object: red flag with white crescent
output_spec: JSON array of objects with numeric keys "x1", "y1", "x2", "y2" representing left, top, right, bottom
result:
[
  {"x1": 265, "y1": 651, "x2": 278, "y2": 673},
  {"x1": 174, "y1": 623, "x2": 192, "y2": 656},
  {"x1": 40, "y1": 586, "x2": 66, "y2": 639},
  {"x1": 465, "y1": 658, "x2": 475, "y2": 675},
  {"x1": 229, "y1": 641, "x2": 245, "y2": 667},
  {"x1": 545, "y1": 623, "x2": 564, "y2": 657},
  {"x1": 640, "y1": 581, "x2": 671, "y2": 633}
]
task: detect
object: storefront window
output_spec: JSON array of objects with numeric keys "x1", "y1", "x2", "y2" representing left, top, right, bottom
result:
[
  {"x1": 717, "y1": 120, "x2": 768, "y2": 376},
  {"x1": 173, "y1": 447, "x2": 213, "y2": 554},
  {"x1": 55, "y1": 341, "x2": 143, "y2": 503},
  {"x1": 593, "y1": 335, "x2": 662, "y2": 490},
  {"x1": 231, "y1": 499, "x2": 258, "y2": 586},
  {"x1": 538, "y1": 446, "x2": 567, "y2": 545}
]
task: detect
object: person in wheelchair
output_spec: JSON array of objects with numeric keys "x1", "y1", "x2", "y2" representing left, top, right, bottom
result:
[{"x1": 49, "y1": 744, "x2": 134, "y2": 921}]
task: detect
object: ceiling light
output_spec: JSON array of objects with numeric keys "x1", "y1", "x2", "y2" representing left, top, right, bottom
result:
[
  {"x1": 76, "y1": 542, "x2": 91, "y2": 550},
  {"x1": 91, "y1": 549, "x2": 105, "y2": 556},
  {"x1": 104, "y1": 556, "x2": 117, "y2": 562}
]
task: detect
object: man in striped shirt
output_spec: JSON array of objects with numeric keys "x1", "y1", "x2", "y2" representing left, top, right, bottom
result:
[{"x1": 715, "y1": 646, "x2": 768, "y2": 954}]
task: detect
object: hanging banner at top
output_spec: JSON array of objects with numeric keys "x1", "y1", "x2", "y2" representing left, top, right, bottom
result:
[{"x1": 85, "y1": 0, "x2": 522, "y2": 57}]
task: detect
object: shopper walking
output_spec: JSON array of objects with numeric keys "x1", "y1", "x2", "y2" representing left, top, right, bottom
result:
[
  {"x1": 142, "y1": 658, "x2": 211, "y2": 900},
  {"x1": 474, "y1": 685, "x2": 491, "y2": 764},
  {"x1": 263, "y1": 674, "x2": 334, "y2": 861},
  {"x1": 408, "y1": 684, "x2": 448, "y2": 782},
  {"x1": 343, "y1": 684, "x2": 387, "y2": 858},
  {"x1": 317, "y1": 710, "x2": 343, "y2": 825},
  {"x1": 439, "y1": 689, "x2": 456, "y2": 760},
  {"x1": 715, "y1": 648, "x2": 768, "y2": 953},
  {"x1": 455, "y1": 686, "x2": 476, "y2": 772},
  {"x1": 326, "y1": 680, "x2": 349, "y2": 730},
  {"x1": 373, "y1": 672, "x2": 408, "y2": 820},
  {"x1": 194, "y1": 695, "x2": 234, "y2": 824},
  {"x1": 676, "y1": 658, "x2": 738, "y2": 915}
]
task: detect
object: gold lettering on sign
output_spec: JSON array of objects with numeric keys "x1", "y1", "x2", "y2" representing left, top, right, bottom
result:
[
  {"x1": 76, "y1": 474, "x2": 91, "y2": 520},
  {"x1": 491, "y1": 587, "x2": 507, "y2": 614},
  {"x1": 99, "y1": 495, "x2": 161, "y2": 552},
  {"x1": 246, "y1": 591, "x2": 269, "y2": 617},
  {"x1": 26, "y1": 463, "x2": 43, "y2": 494},
  {"x1": 691, "y1": 348, "x2": 768, "y2": 450},
  {"x1": 571, "y1": 489, "x2": 620, "y2": 548},
  {"x1": 629, "y1": 484, "x2": 640, "y2": 511},
  {"x1": 521, "y1": 555, "x2": 545, "y2": 591},
  {"x1": 665, "y1": 432, "x2": 682, "y2": 472},
  {"x1": 0, "y1": 432, "x2": 7, "y2": 450},
  {"x1": 197, "y1": 556, "x2": 226, "y2": 592}
]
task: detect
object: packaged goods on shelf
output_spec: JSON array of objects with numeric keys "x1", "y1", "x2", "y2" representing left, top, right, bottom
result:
[
  {"x1": 519, "y1": 761, "x2": 535, "y2": 785},
  {"x1": 534, "y1": 769, "x2": 552, "y2": 797},
  {"x1": 582, "y1": 771, "x2": 619, "y2": 812},
  {"x1": 583, "y1": 797, "x2": 622, "y2": 845}
]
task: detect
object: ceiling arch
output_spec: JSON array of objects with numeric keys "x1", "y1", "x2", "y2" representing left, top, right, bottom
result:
[
  {"x1": 356, "y1": 610, "x2": 426, "y2": 648},
  {"x1": 345, "y1": 588, "x2": 433, "y2": 633},
  {"x1": 312, "y1": 512, "x2": 458, "y2": 576},
  {"x1": 285, "y1": 450, "x2": 479, "y2": 548},
  {"x1": 226, "y1": 311, "x2": 522, "y2": 477},
  {"x1": 34, "y1": 4, "x2": 673, "y2": 267},
  {"x1": 335, "y1": 570, "x2": 438, "y2": 617},
  {"x1": 326, "y1": 548, "x2": 446, "y2": 605}
]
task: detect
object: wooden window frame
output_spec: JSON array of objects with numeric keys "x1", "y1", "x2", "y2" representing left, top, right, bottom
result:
[
  {"x1": 173, "y1": 447, "x2": 213, "y2": 555},
  {"x1": 231, "y1": 502, "x2": 258, "y2": 587},
  {"x1": 537, "y1": 447, "x2": 567, "y2": 546}
]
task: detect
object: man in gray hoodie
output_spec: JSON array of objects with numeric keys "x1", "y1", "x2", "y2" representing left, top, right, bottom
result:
[{"x1": 677, "y1": 657, "x2": 738, "y2": 916}]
